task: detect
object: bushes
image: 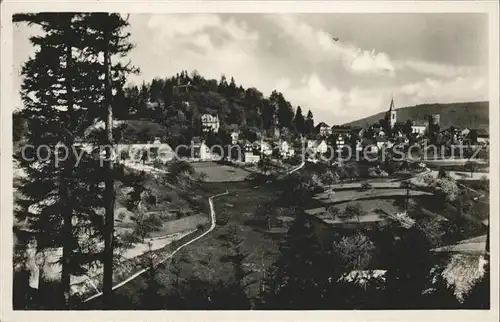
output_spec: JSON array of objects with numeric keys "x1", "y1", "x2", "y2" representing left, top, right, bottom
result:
[
  {"x1": 326, "y1": 206, "x2": 340, "y2": 219},
  {"x1": 119, "y1": 120, "x2": 168, "y2": 143},
  {"x1": 216, "y1": 212, "x2": 230, "y2": 226},
  {"x1": 360, "y1": 182, "x2": 373, "y2": 191},
  {"x1": 152, "y1": 158, "x2": 164, "y2": 169},
  {"x1": 163, "y1": 191, "x2": 180, "y2": 204}
]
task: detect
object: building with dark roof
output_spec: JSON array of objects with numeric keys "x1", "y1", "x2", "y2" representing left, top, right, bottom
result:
[{"x1": 316, "y1": 122, "x2": 332, "y2": 136}]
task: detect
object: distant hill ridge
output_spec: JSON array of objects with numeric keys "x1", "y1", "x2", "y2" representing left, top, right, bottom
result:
[{"x1": 343, "y1": 101, "x2": 489, "y2": 130}]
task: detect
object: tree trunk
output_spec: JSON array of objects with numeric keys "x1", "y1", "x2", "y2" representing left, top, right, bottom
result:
[
  {"x1": 486, "y1": 219, "x2": 490, "y2": 257},
  {"x1": 405, "y1": 187, "x2": 409, "y2": 212},
  {"x1": 61, "y1": 15, "x2": 74, "y2": 308},
  {"x1": 102, "y1": 13, "x2": 116, "y2": 309}
]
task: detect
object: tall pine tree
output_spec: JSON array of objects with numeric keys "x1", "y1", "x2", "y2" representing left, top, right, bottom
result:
[
  {"x1": 14, "y1": 13, "x2": 106, "y2": 307},
  {"x1": 79, "y1": 12, "x2": 137, "y2": 308},
  {"x1": 305, "y1": 110, "x2": 315, "y2": 135},
  {"x1": 14, "y1": 13, "x2": 137, "y2": 308},
  {"x1": 293, "y1": 106, "x2": 306, "y2": 135}
]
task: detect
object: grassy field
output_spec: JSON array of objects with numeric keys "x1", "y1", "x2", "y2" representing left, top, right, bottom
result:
[
  {"x1": 112, "y1": 180, "x2": 282, "y2": 304},
  {"x1": 118, "y1": 214, "x2": 209, "y2": 238},
  {"x1": 314, "y1": 188, "x2": 432, "y2": 205},
  {"x1": 320, "y1": 198, "x2": 402, "y2": 217},
  {"x1": 192, "y1": 162, "x2": 251, "y2": 182}
]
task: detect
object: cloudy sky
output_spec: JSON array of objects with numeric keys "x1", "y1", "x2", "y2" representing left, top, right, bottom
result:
[{"x1": 13, "y1": 13, "x2": 489, "y2": 125}]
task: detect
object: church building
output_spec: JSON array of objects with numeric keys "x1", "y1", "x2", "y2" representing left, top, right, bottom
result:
[{"x1": 388, "y1": 97, "x2": 397, "y2": 129}]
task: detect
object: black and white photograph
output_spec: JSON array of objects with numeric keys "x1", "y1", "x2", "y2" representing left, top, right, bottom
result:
[{"x1": 1, "y1": 1, "x2": 499, "y2": 320}]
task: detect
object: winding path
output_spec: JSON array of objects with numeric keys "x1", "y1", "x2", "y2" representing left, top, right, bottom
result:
[
  {"x1": 83, "y1": 160, "x2": 304, "y2": 303},
  {"x1": 83, "y1": 190, "x2": 229, "y2": 303}
]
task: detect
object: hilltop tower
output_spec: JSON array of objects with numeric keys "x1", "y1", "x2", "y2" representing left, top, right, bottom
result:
[
  {"x1": 429, "y1": 113, "x2": 440, "y2": 127},
  {"x1": 389, "y1": 97, "x2": 397, "y2": 128}
]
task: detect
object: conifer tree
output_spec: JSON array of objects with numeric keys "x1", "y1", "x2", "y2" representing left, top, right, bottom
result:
[
  {"x1": 293, "y1": 106, "x2": 306, "y2": 135},
  {"x1": 14, "y1": 13, "x2": 102, "y2": 308},
  {"x1": 305, "y1": 110, "x2": 315, "y2": 135},
  {"x1": 79, "y1": 12, "x2": 137, "y2": 308},
  {"x1": 14, "y1": 13, "x2": 137, "y2": 308}
]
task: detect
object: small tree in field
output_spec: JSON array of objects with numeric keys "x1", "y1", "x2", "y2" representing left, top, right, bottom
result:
[
  {"x1": 338, "y1": 203, "x2": 365, "y2": 224},
  {"x1": 320, "y1": 169, "x2": 338, "y2": 197},
  {"x1": 438, "y1": 168, "x2": 448, "y2": 179},
  {"x1": 465, "y1": 161, "x2": 476, "y2": 178},
  {"x1": 120, "y1": 150, "x2": 130, "y2": 163},
  {"x1": 258, "y1": 157, "x2": 273, "y2": 175},
  {"x1": 400, "y1": 180, "x2": 412, "y2": 213},
  {"x1": 327, "y1": 206, "x2": 340, "y2": 220},
  {"x1": 361, "y1": 182, "x2": 373, "y2": 191},
  {"x1": 332, "y1": 232, "x2": 375, "y2": 272},
  {"x1": 256, "y1": 203, "x2": 275, "y2": 230}
]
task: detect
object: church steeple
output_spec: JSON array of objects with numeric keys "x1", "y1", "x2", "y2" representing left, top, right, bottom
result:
[{"x1": 389, "y1": 96, "x2": 397, "y2": 128}]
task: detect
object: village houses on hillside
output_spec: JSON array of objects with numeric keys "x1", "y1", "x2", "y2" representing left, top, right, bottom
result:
[{"x1": 80, "y1": 95, "x2": 489, "y2": 166}]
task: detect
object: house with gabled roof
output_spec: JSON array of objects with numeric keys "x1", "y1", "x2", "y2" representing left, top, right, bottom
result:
[
  {"x1": 307, "y1": 139, "x2": 328, "y2": 154},
  {"x1": 316, "y1": 122, "x2": 332, "y2": 136},
  {"x1": 274, "y1": 139, "x2": 294, "y2": 158},
  {"x1": 201, "y1": 114, "x2": 220, "y2": 133},
  {"x1": 411, "y1": 121, "x2": 427, "y2": 135},
  {"x1": 475, "y1": 128, "x2": 489, "y2": 145},
  {"x1": 190, "y1": 137, "x2": 212, "y2": 161}
]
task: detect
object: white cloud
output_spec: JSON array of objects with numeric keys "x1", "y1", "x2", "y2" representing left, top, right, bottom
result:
[
  {"x1": 394, "y1": 60, "x2": 478, "y2": 78},
  {"x1": 127, "y1": 14, "x2": 487, "y2": 125},
  {"x1": 344, "y1": 87, "x2": 385, "y2": 112},
  {"x1": 13, "y1": 14, "x2": 489, "y2": 128},
  {"x1": 397, "y1": 76, "x2": 488, "y2": 105},
  {"x1": 400, "y1": 83, "x2": 421, "y2": 96},
  {"x1": 270, "y1": 15, "x2": 395, "y2": 76},
  {"x1": 273, "y1": 74, "x2": 390, "y2": 125},
  {"x1": 128, "y1": 14, "x2": 261, "y2": 87},
  {"x1": 275, "y1": 77, "x2": 291, "y2": 90},
  {"x1": 147, "y1": 14, "x2": 221, "y2": 39},
  {"x1": 273, "y1": 73, "x2": 343, "y2": 122},
  {"x1": 347, "y1": 50, "x2": 395, "y2": 76}
]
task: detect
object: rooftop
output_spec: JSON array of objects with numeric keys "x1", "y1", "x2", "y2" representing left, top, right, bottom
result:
[{"x1": 316, "y1": 122, "x2": 330, "y2": 128}]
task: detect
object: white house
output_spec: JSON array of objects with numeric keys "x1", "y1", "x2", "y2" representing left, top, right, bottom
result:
[
  {"x1": 476, "y1": 129, "x2": 489, "y2": 145},
  {"x1": 307, "y1": 139, "x2": 328, "y2": 154},
  {"x1": 356, "y1": 140, "x2": 363, "y2": 152},
  {"x1": 230, "y1": 131, "x2": 239, "y2": 145},
  {"x1": 412, "y1": 121, "x2": 427, "y2": 135},
  {"x1": 201, "y1": 114, "x2": 220, "y2": 133},
  {"x1": 461, "y1": 128, "x2": 472, "y2": 137},
  {"x1": 117, "y1": 138, "x2": 176, "y2": 164},
  {"x1": 190, "y1": 137, "x2": 213, "y2": 161},
  {"x1": 275, "y1": 140, "x2": 294, "y2": 158},
  {"x1": 336, "y1": 135, "x2": 347, "y2": 150},
  {"x1": 262, "y1": 141, "x2": 273, "y2": 156},
  {"x1": 254, "y1": 140, "x2": 273, "y2": 156},
  {"x1": 244, "y1": 152, "x2": 260, "y2": 164},
  {"x1": 243, "y1": 140, "x2": 253, "y2": 152}
]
